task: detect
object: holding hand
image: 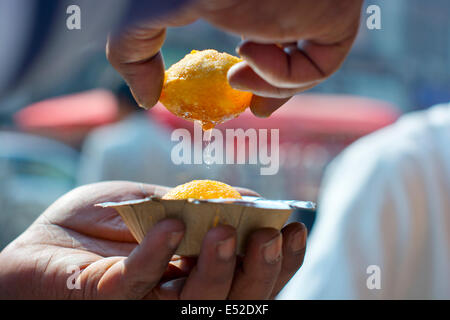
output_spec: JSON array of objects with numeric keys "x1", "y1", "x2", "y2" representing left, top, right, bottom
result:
[
  {"x1": 0, "y1": 181, "x2": 306, "y2": 299},
  {"x1": 107, "y1": 0, "x2": 362, "y2": 118}
]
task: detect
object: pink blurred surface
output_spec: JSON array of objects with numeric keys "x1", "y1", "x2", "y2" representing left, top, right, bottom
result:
[
  {"x1": 150, "y1": 94, "x2": 400, "y2": 201},
  {"x1": 150, "y1": 94, "x2": 399, "y2": 144},
  {"x1": 14, "y1": 90, "x2": 119, "y2": 146},
  {"x1": 13, "y1": 91, "x2": 400, "y2": 201}
]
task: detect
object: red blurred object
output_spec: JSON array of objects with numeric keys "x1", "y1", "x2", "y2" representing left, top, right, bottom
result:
[
  {"x1": 14, "y1": 89, "x2": 119, "y2": 146},
  {"x1": 150, "y1": 94, "x2": 400, "y2": 144}
]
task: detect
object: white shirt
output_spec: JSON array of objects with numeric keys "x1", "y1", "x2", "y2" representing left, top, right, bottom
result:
[{"x1": 279, "y1": 103, "x2": 450, "y2": 299}]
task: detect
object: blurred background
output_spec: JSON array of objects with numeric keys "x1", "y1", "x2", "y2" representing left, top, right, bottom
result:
[{"x1": 0, "y1": 0, "x2": 449, "y2": 249}]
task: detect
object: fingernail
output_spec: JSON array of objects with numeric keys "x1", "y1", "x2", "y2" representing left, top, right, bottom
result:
[
  {"x1": 158, "y1": 278, "x2": 186, "y2": 292},
  {"x1": 250, "y1": 108, "x2": 272, "y2": 118},
  {"x1": 217, "y1": 237, "x2": 236, "y2": 261},
  {"x1": 138, "y1": 103, "x2": 150, "y2": 110},
  {"x1": 263, "y1": 234, "x2": 282, "y2": 264},
  {"x1": 229, "y1": 82, "x2": 249, "y2": 92},
  {"x1": 290, "y1": 229, "x2": 307, "y2": 253},
  {"x1": 168, "y1": 231, "x2": 184, "y2": 249},
  {"x1": 128, "y1": 87, "x2": 149, "y2": 110}
]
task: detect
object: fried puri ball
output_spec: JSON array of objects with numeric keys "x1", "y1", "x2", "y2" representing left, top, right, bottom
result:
[
  {"x1": 162, "y1": 179, "x2": 243, "y2": 200},
  {"x1": 159, "y1": 49, "x2": 253, "y2": 130}
]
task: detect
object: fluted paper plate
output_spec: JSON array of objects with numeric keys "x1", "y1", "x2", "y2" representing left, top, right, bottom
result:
[{"x1": 96, "y1": 196, "x2": 315, "y2": 256}]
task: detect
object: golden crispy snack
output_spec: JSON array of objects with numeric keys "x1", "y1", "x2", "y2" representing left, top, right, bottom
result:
[
  {"x1": 162, "y1": 179, "x2": 243, "y2": 200},
  {"x1": 159, "y1": 49, "x2": 253, "y2": 130}
]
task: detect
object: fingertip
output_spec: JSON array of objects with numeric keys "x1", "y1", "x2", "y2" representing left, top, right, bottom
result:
[
  {"x1": 282, "y1": 221, "x2": 307, "y2": 234},
  {"x1": 250, "y1": 96, "x2": 291, "y2": 118},
  {"x1": 244, "y1": 228, "x2": 283, "y2": 266},
  {"x1": 232, "y1": 186, "x2": 261, "y2": 197},
  {"x1": 236, "y1": 41, "x2": 266, "y2": 60},
  {"x1": 117, "y1": 51, "x2": 165, "y2": 110},
  {"x1": 205, "y1": 224, "x2": 237, "y2": 243},
  {"x1": 228, "y1": 61, "x2": 300, "y2": 101},
  {"x1": 235, "y1": 39, "x2": 244, "y2": 55},
  {"x1": 180, "y1": 225, "x2": 237, "y2": 299},
  {"x1": 235, "y1": 39, "x2": 252, "y2": 57},
  {"x1": 101, "y1": 218, "x2": 186, "y2": 299},
  {"x1": 282, "y1": 222, "x2": 307, "y2": 254},
  {"x1": 201, "y1": 225, "x2": 237, "y2": 262},
  {"x1": 227, "y1": 61, "x2": 249, "y2": 89}
]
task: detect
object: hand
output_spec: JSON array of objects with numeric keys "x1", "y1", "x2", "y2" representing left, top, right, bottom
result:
[
  {"x1": 0, "y1": 181, "x2": 307, "y2": 299},
  {"x1": 107, "y1": 0, "x2": 362, "y2": 117}
]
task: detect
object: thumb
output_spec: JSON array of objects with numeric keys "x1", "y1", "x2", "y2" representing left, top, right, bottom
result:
[
  {"x1": 90, "y1": 219, "x2": 185, "y2": 299},
  {"x1": 106, "y1": 26, "x2": 166, "y2": 109}
]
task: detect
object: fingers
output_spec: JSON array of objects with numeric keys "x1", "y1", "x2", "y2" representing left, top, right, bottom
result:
[
  {"x1": 235, "y1": 42, "x2": 323, "y2": 88},
  {"x1": 270, "y1": 223, "x2": 307, "y2": 298},
  {"x1": 227, "y1": 61, "x2": 315, "y2": 117},
  {"x1": 106, "y1": 27, "x2": 166, "y2": 109},
  {"x1": 236, "y1": 39, "x2": 354, "y2": 88},
  {"x1": 180, "y1": 225, "x2": 237, "y2": 300},
  {"x1": 228, "y1": 62, "x2": 301, "y2": 98},
  {"x1": 96, "y1": 219, "x2": 185, "y2": 299},
  {"x1": 228, "y1": 37, "x2": 357, "y2": 117},
  {"x1": 227, "y1": 228, "x2": 283, "y2": 300}
]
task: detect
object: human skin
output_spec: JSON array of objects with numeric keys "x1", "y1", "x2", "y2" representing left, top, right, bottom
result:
[
  {"x1": 0, "y1": 181, "x2": 307, "y2": 299},
  {"x1": 107, "y1": 0, "x2": 363, "y2": 118}
]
